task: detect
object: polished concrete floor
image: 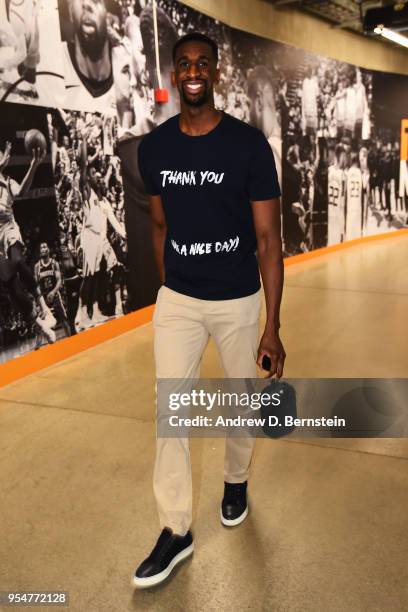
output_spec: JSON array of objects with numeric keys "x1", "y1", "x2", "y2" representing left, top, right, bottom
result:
[{"x1": 1, "y1": 234, "x2": 408, "y2": 612}]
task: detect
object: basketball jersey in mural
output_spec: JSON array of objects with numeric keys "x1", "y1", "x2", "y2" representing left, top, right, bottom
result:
[
  {"x1": 346, "y1": 166, "x2": 363, "y2": 240},
  {"x1": 80, "y1": 189, "x2": 110, "y2": 275},
  {"x1": 35, "y1": 259, "x2": 59, "y2": 295},
  {"x1": 0, "y1": 176, "x2": 16, "y2": 225},
  {"x1": 83, "y1": 189, "x2": 105, "y2": 235},
  {"x1": 61, "y1": 42, "x2": 116, "y2": 114},
  {"x1": 328, "y1": 166, "x2": 345, "y2": 245}
]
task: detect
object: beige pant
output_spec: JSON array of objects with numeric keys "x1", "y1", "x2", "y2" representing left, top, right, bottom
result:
[{"x1": 153, "y1": 285, "x2": 261, "y2": 536}]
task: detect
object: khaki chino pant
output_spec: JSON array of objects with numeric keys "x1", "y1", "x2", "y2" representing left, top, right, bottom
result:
[{"x1": 153, "y1": 285, "x2": 261, "y2": 536}]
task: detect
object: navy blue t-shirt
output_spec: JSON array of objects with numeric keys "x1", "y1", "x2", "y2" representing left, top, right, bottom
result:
[{"x1": 138, "y1": 111, "x2": 281, "y2": 300}]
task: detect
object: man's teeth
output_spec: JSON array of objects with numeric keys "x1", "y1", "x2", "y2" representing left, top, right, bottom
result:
[{"x1": 185, "y1": 83, "x2": 202, "y2": 92}]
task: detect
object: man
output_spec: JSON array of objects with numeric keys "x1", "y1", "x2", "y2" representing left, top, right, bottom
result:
[
  {"x1": 327, "y1": 143, "x2": 346, "y2": 245},
  {"x1": 368, "y1": 140, "x2": 381, "y2": 210},
  {"x1": 359, "y1": 146, "x2": 370, "y2": 235},
  {"x1": 111, "y1": 42, "x2": 136, "y2": 134},
  {"x1": 94, "y1": 168, "x2": 127, "y2": 317},
  {"x1": 112, "y1": 13, "x2": 152, "y2": 138},
  {"x1": 247, "y1": 65, "x2": 283, "y2": 251},
  {"x1": 335, "y1": 76, "x2": 347, "y2": 139},
  {"x1": 0, "y1": 140, "x2": 56, "y2": 343},
  {"x1": 61, "y1": 0, "x2": 116, "y2": 113},
  {"x1": 354, "y1": 68, "x2": 367, "y2": 141},
  {"x1": 301, "y1": 65, "x2": 319, "y2": 136},
  {"x1": 74, "y1": 132, "x2": 126, "y2": 330},
  {"x1": 133, "y1": 32, "x2": 284, "y2": 588},
  {"x1": 345, "y1": 152, "x2": 363, "y2": 240},
  {"x1": 34, "y1": 242, "x2": 71, "y2": 339},
  {"x1": 344, "y1": 72, "x2": 356, "y2": 140},
  {"x1": 58, "y1": 135, "x2": 71, "y2": 172},
  {"x1": 247, "y1": 65, "x2": 282, "y2": 190},
  {"x1": 0, "y1": 0, "x2": 40, "y2": 94},
  {"x1": 58, "y1": 232, "x2": 81, "y2": 334},
  {"x1": 379, "y1": 142, "x2": 393, "y2": 220},
  {"x1": 283, "y1": 142, "x2": 303, "y2": 254}
]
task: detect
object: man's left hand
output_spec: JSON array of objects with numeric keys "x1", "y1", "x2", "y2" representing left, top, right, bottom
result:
[{"x1": 256, "y1": 330, "x2": 286, "y2": 379}]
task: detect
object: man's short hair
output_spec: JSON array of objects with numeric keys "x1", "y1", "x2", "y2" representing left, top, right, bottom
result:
[{"x1": 172, "y1": 32, "x2": 218, "y2": 64}]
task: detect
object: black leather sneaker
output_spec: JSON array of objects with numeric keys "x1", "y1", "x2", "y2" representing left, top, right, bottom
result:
[
  {"x1": 221, "y1": 481, "x2": 248, "y2": 526},
  {"x1": 132, "y1": 528, "x2": 194, "y2": 588}
]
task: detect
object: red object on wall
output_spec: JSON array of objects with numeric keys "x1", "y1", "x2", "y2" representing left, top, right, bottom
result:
[{"x1": 154, "y1": 88, "x2": 169, "y2": 103}]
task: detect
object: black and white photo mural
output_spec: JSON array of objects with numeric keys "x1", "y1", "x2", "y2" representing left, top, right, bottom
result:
[
  {"x1": 0, "y1": 0, "x2": 65, "y2": 106},
  {"x1": 0, "y1": 103, "x2": 65, "y2": 362},
  {"x1": 0, "y1": 0, "x2": 407, "y2": 366}
]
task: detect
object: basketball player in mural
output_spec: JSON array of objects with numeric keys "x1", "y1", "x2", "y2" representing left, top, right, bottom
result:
[
  {"x1": 354, "y1": 68, "x2": 368, "y2": 141},
  {"x1": 112, "y1": 11, "x2": 153, "y2": 137},
  {"x1": 247, "y1": 65, "x2": 282, "y2": 189},
  {"x1": 301, "y1": 65, "x2": 319, "y2": 137},
  {"x1": 94, "y1": 169, "x2": 127, "y2": 317},
  {"x1": 327, "y1": 143, "x2": 346, "y2": 245},
  {"x1": 58, "y1": 232, "x2": 80, "y2": 334},
  {"x1": 345, "y1": 152, "x2": 363, "y2": 240},
  {"x1": 74, "y1": 130, "x2": 126, "y2": 331},
  {"x1": 61, "y1": 0, "x2": 116, "y2": 112},
  {"x1": 0, "y1": 140, "x2": 56, "y2": 343},
  {"x1": 359, "y1": 145, "x2": 370, "y2": 235},
  {"x1": 335, "y1": 76, "x2": 347, "y2": 139},
  {"x1": 34, "y1": 241, "x2": 71, "y2": 339},
  {"x1": 0, "y1": 0, "x2": 40, "y2": 96}
]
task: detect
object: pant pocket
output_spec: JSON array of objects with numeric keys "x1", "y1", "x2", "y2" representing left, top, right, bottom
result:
[{"x1": 237, "y1": 290, "x2": 261, "y2": 326}]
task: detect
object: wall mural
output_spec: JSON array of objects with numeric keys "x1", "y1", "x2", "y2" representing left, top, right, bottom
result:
[{"x1": 0, "y1": 0, "x2": 407, "y2": 364}]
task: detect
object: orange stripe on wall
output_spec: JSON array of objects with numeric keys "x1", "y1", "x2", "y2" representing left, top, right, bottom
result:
[
  {"x1": 1, "y1": 228, "x2": 407, "y2": 388},
  {"x1": 283, "y1": 228, "x2": 408, "y2": 266},
  {"x1": 0, "y1": 305, "x2": 154, "y2": 388}
]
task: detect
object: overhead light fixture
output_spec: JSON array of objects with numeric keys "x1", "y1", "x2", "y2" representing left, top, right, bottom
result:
[{"x1": 373, "y1": 24, "x2": 408, "y2": 48}]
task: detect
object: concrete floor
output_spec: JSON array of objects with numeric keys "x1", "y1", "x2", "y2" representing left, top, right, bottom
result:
[{"x1": 1, "y1": 234, "x2": 408, "y2": 612}]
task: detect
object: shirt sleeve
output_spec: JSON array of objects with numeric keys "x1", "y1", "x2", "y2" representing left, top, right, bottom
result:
[
  {"x1": 247, "y1": 130, "x2": 281, "y2": 201},
  {"x1": 137, "y1": 136, "x2": 160, "y2": 196}
]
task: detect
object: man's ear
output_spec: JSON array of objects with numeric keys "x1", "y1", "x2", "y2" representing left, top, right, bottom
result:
[
  {"x1": 170, "y1": 71, "x2": 177, "y2": 87},
  {"x1": 214, "y1": 67, "x2": 221, "y2": 85}
]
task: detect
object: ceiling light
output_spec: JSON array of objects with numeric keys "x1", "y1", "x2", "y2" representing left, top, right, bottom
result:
[{"x1": 374, "y1": 25, "x2": 408, "y2": 48}]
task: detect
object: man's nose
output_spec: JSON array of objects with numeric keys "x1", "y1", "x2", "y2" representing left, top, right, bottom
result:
[{"x1": 187, "y1": 62, "x2": 200, "y2": 78}]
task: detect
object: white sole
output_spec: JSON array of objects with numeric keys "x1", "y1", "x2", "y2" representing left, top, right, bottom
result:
[
  {"x1": 220, "y1": 505, "x2": 248, "y2": 527},
  {"x1": 132, "y1": 542, "x2": 194, "y2": 589}
]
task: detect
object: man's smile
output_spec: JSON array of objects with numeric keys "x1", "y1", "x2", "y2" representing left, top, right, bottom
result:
[{"x1": 183, "y1": 80, "x2": 205, "y2": 95}]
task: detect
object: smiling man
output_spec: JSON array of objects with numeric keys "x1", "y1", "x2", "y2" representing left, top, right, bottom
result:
[{"x1": 133, "y1": 32, "x2": 285, "y2": 588}]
